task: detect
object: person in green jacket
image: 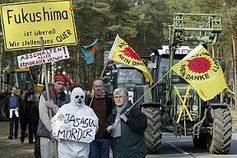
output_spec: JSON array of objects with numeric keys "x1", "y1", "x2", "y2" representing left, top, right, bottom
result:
[{"x1": 106, "y1": 87, "x2": 147, "y2": 158}]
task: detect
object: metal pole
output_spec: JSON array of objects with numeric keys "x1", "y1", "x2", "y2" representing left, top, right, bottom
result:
[
  {"x1": 0, "y1": 39, "x2": 2, "y2": 92},
  {"x1": 232, "y1": 35, "x2": 237, "y2": 110}
]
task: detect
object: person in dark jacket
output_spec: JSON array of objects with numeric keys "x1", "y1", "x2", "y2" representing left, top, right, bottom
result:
[
  {"x1": 20, "y1": 89, "x2": 39, "y2": 143},
  {"x1": 87, "y1": 79, "x2": 113, "y2": 158},
  {"x1": 8, "y1": 87, "x2": 21, "y2": 140},
  {"x1": 106, "y1": 87, "x2": 147, "y2": 158}
]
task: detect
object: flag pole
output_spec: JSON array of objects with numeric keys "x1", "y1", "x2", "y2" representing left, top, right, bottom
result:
[
  {"x1": 40, "y1": 37, "x2": 50, "y2": 101},
  {"x1": 111, "y1": 69, "x2": 172, "y2": 128},
  {"x1": 100, "y1": 61, "x2": 109, "y2": 78}
]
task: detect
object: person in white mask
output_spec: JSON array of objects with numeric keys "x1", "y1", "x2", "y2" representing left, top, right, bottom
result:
[{"x1": 51, "y1": 87, "x2": 98, "y2": 158}]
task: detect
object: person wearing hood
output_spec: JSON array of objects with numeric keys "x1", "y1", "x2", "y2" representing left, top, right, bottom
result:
[
  {"x1": 106, "y1": 87, "x2": 147, "y2": 158},
  {"x1": 37, "y1": 73, "x2": 71, "y2": 158},
  {"x1": 51, "y1": 87, "x2": 98, "y2": 158}
]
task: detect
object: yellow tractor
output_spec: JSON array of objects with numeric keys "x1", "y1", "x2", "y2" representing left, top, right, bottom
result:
[{"x1": 0, "y1": 67, "x2": 43, "y2": 120}]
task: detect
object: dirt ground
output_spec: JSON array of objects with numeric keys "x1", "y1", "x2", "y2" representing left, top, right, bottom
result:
[{"x1": 0, "y1": 121, "x2": 34, "y2": 158}]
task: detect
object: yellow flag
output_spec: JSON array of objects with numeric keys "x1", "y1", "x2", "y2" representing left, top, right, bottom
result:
[
  {"x1": 171, "y1": 44, "x2": 227, "y2": 101},
  {"x1": 108, "y1": 35, "x2": 153, "y2": 85}
]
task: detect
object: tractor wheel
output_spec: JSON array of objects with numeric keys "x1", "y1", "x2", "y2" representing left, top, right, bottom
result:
[
  {"x1": 193, "y1": 133, "x2": 208, "y2": 148},
  {"x1": 209, "y1": 108, "x2": 232, "y2": 154},
  {"x1": 142, "y1": 106, "x2": 162, "y2": 153},
  {"x1": 0, "y1": 97, "x2": 9, "y2": 121}
]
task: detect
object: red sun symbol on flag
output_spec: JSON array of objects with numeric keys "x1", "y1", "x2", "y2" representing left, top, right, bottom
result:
[
  {"x1": 121, "y1": 47, "x2": 141, "y2": 61},
  {"x1": 187, "y1": 57, "x2": 211, "y2": 73}
]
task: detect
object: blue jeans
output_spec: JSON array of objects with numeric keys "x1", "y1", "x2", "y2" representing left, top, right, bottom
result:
[{"x1": 89, "y1": 138, "x2": 110, "y2": 158}]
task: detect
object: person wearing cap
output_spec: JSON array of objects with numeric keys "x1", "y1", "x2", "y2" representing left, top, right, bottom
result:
[{"x1": 37, "y1": 73, "x2": 71, "y2": 158}]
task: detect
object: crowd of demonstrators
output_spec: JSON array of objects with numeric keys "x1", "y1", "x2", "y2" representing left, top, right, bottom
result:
[
  {"x1": 51, "y1": 87, "x2": 98, "y2": 158},
  {"x1": 6, "y1": 75, "x2": 148, "y2": 158},
  {"x1": 106, "y1": 87, "x2": 147, "y2": 158},
  {"x1": 8, "y1": 87, "x2": 21, "y2": 140},
  {"x1": 37, "y1": 73, "x2": 71, "y2": 158},
  {"x1": 86, "y1": 79, "x2": 113, "y2": 158},
  {"x1": 19, "y1": 87, "x2": 37, "y2": 144}
]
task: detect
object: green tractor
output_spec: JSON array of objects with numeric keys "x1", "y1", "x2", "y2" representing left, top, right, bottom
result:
[
  {"x1": 103, "y1": 13, "x2": 232, "y2": 154},
  {"x1": 142, "y1": 13, "x2": 232, "y2": 154},
  {"x1": 103, "y1": 62, "x2": 151, "y2": 106}
]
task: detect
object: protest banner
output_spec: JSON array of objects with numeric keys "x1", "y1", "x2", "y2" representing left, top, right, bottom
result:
[{"x1": 17, "y1": 46, "x2": 69, "y2": 68}]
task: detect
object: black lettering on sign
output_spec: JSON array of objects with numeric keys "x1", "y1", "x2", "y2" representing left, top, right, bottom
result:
[
  {"x1": 7, "y1": 7, "x2": 68, "y2": 25},
  {"x1": 63, "y1": 113, "x2": 96, "y2": 128},
  {"x1": 57, "y1": 127, "x2": 93, "y2": 142}
]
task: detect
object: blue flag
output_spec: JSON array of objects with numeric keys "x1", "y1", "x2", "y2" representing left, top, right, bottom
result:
[{"x1": 80, "y1": 38, "x2": 98, "y2": 64}]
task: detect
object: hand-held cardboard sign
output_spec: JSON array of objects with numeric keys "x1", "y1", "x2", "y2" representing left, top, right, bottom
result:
[
  {"x1": 17, "y1": 46, "x2": 69, "y2": 68},
  {"x1": 51, "y1": 105, "x2": 98, "y2": 143}
]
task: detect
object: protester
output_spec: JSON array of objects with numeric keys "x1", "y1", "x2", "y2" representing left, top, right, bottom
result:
[
  {"x1": 19, "y1": 88, "x2": 35, "y2": 143},
  {"x1": 106, "y1": 87, "x2": 147, "y2": 158},
  {"x1": 37, "y1": 73, "x2": 71, "y2": 158},
  {"x1": 28, "y1": 92, "x2": 39, "y2": 142},
  {"x1": 87, "y1": 79, "x2": 113, "y2": 158},
  {"x1": 8, "y1": 87, "x2": 21, "y2": 140},
  {"x1": 51, "y1": 87, "x2": 99, "y2": 158}
]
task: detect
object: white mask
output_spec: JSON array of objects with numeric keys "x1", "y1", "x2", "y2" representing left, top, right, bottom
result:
[{"x1": 70, "y1": 87, "x2": 85, "y2": 107}]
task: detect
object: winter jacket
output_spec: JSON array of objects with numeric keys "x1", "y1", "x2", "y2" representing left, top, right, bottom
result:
[{"x1": 106, "y1": 102, "x2": 147, "y2": 158}]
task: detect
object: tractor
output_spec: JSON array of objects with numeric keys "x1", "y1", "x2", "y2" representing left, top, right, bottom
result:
[
  {"x1": 103, "y1": 13, "x2": 232, "y2": 154},
  {"x1": 141, "y1": 13, "x2": 232, "y2": 154},
  {"x1": 0, "y1": 67, "x2": 43, "y2": 120}
]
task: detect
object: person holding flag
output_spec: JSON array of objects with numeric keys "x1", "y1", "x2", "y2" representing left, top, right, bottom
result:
[{"x1": 106, "y1": 87, "x2": 147, "y2": 158}]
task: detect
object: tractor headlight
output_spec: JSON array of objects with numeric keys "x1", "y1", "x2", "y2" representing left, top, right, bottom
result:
[{"x1": 192, "y1": 105, "x2": 198, "y2": 111}]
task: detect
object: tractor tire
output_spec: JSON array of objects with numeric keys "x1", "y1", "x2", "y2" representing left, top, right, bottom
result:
[
  {"x1": 209, "y1": 108, "x2": 232, "y2": 154},
  {"x1": 0, "y1": 97, "x2": 9, "y2": 121},
  {"x1": 142, "y1": 106, "x2": 162, "y2": 153}
]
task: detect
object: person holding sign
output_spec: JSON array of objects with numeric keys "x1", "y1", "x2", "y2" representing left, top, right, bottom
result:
[
  {"x1": 106, "y1": 88, "x2": 147, "y2": 158},
  {"x1": 51, "y1": 87, "x2": 98, "y2": 158},
  {"x1": 87, "y1": 79, "x2": 113, "y2": 158},
  {"x1": 37, "y1": 73, "x2": 71, "y2": 158}
]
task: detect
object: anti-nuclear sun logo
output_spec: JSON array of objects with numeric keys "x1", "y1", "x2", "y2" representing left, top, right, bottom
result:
[
  {"x1": 187, "y1": 57, "x2": 211, "y2": 73},
  {"x1": 121, "y1": 47, "x2": 141, "y2": 61}
]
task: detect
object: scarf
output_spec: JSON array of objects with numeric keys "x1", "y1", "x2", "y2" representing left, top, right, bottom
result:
[{"x1": 112, "y1": 102, "x2": 127, "y2": 138}]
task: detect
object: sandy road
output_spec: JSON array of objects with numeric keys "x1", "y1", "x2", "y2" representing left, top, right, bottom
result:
[{"x1": 0, "y1": 121, "x2": 34, "y2": 158}]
